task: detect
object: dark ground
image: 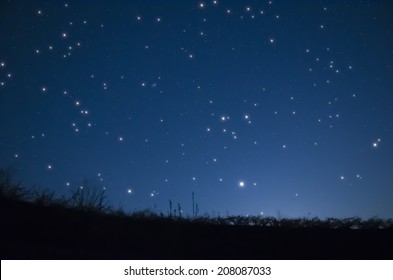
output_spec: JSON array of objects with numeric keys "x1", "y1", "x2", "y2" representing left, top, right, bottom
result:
[{"x1": 1, "y1": 196, "x2": 392, "y2": 260}]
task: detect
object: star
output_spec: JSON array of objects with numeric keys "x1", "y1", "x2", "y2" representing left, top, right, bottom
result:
[
  {"x1": 239, "y1": 181, "x2": 245, "y2": 188},
  {"x1": 372, "y1": 139, "x2": 381, "y2": 148}
]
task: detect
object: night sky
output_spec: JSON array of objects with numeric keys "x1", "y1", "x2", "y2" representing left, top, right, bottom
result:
[{"x1": 1, "y1": 0, "x2": 393, "y2": 219}]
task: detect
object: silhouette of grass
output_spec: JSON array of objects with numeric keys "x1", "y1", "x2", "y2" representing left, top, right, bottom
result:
[
  {"x1": 1, "y1": 168, "x2": 392, "y2": 229},
  {"x1": 1, "y1": 167, "x2": 393, "y2": 259},
  {"x1": 67, "y1": 182, "x2": 111, "y2": 213},
  {"x1": 0, "y1": 168, "x2": 30, "y2": 200}
]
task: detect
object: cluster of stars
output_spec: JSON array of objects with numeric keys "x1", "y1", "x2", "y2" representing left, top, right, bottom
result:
[{"x1": 0, "y1": 1, "x2": 390, "y2": 218}]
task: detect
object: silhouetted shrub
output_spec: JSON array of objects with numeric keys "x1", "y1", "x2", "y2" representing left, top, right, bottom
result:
[
  {"x1": 0, "y1": 168, "x2": 30, "y2": 200},
  {"x1": 67, "y1": 181, "x2": 110, "y2": 213}
]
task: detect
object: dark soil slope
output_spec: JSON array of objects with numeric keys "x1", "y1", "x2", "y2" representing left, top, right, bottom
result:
[{"x1": 1, "y1": 196, "x2": 392, "y2": 259}]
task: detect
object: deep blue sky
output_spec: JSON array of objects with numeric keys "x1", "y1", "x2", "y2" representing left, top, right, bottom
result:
[{"x1": 1, "y1": 0, "x2": 393, "y2": 218}]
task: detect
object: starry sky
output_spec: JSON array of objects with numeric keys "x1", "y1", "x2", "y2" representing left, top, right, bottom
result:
[{"x1": 1, "y1": 0, "x2": 393, "y2": 219}]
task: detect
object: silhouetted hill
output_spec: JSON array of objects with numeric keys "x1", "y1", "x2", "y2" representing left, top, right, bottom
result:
[{"x1": 1, "y1": 196, "x2": 392, "y2": 259}]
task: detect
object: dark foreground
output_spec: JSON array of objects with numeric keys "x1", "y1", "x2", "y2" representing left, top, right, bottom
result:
[{"x1": 1, "y1": 197, "x2": 392, "y2": 259}]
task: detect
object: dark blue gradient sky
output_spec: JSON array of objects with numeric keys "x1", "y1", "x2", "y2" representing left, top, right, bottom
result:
[{"x1": 1, "y1": 0, "x2": 393, "y2": 218}]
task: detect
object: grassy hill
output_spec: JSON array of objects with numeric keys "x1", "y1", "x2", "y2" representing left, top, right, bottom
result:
[
  {"x1": 1, "y1": 195, "x2": 393, "y2": 259},
  {"x1": 1, "y1": 169, "x2": 392, "y2": 259}
]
